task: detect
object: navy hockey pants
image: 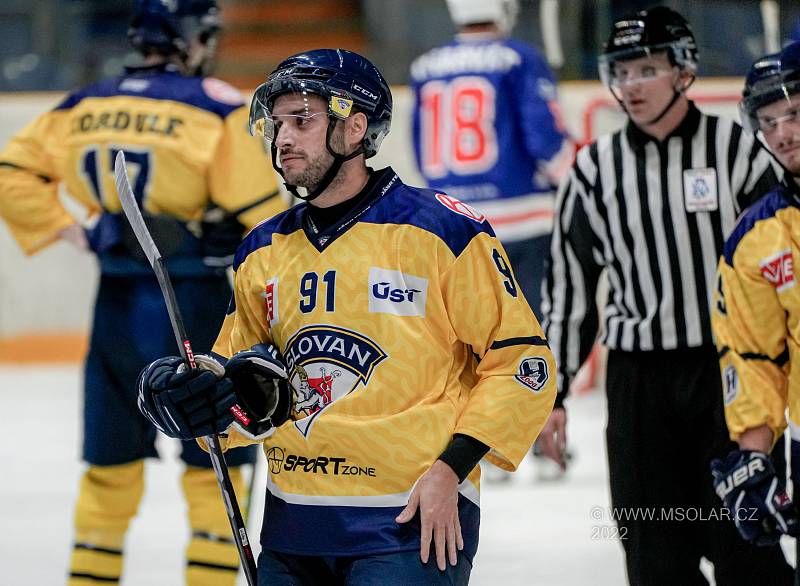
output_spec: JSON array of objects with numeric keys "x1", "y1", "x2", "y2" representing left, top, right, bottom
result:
[
  {"x1": 82, "y1": 273, "x2": 255, "y2": 468},
  {"x1": 256, "y1": 548, "x2": 472, "y2": 585}
]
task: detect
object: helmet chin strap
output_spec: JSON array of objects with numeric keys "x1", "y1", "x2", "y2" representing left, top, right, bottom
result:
[
  {"x1": 642, "y1": 88, "x2": 683, "y2": 126},
  {"x1": 272, "y1": 119, "x2": 364, "y2": 203}
]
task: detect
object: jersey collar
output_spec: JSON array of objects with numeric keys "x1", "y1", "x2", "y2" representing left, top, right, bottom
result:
[
  {"x1": 302, "y1": 167, "x2": 401, "y2": 252},
  {"x1": 782, "y1": 175, "x2": 800, "y2": 207},
  {"x1": 625, "y1": 100, "x2": 702, "y2": 151}
]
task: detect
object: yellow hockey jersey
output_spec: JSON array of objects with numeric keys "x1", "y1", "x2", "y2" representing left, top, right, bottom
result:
[
  {"x1": 213, "y1": 168, "x2": 556, "y2": 558},
  {"x1": 0, "y1": 63, "x2": 283, "y2": 273},
  {"x1": 712, "y1": 181, "x2": 800, "y2": 446}
]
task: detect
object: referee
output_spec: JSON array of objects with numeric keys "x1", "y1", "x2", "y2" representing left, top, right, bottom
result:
[{"x1": 538, "y1": 6, "x2": 792, "y2": 585}]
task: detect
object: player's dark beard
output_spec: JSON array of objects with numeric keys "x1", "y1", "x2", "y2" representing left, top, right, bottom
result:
[{"x1": 291, "y1": 129, "x2": 347, "y2": 191}]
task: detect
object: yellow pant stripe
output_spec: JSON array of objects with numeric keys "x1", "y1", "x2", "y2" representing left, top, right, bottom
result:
[
  {"x1": 187, "y1": 560, "x2": 240, "y2": 572},
  {"x1": 68, "y1": 571, "x2": 119, "y2": 584},
  {"x1": 69, "y1": 539, "x2": 123, "y2": 583},
  {"x1": 191, "y1": 530, "x2": 235, "y2": 544},
  {"x1": 74, "y1": 543, "x2": 123, "y2": 556},
  {"x1": 183, "y1": 466, "x2": 246, "y2": 586}
]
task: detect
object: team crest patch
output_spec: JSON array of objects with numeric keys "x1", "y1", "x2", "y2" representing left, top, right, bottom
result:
[
  {"x1": 682, "y1": 168, "x2": 718, "y2": 212},
  {"x1": 329, "y1": 95, "x2": 353, "y2": 118},
  {"x1": 515, "y1": 357, "x2": 549, "y2": 393},
  {"x1": 759, "y1": 249, "x2": 795, "y2": 292},
  {"x1": 283, "y1": 325, "x2": 388, "y2": 437},
  {"x1": 435, "y1": 193, "x2": 486, "y2": 223}
]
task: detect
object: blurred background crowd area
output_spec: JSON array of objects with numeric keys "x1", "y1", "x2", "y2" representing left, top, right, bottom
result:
[{"x1": 2, "y1": 0, "x2": 800, "y2": 92}]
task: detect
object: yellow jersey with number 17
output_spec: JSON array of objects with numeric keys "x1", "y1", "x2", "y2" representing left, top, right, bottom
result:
[
  {"x1": 0, "y1": 63, "x2": 282, "y2": 269},
  {"x1": 213, "y1": 167, "x2": 556, "y2": 560}
]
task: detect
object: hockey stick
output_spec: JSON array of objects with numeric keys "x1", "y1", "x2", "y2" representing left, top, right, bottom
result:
[
  {"x1": 114, "y1": 151, "x2": 258, "y2": 586},
  {"x1": 760, "y1": 0, "x2": 780, "y2": 55},
  {"x1": 540, "y1": 0, "x2": 564, "y2": 69}
]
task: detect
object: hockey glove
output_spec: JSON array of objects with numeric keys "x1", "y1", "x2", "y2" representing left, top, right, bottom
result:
[
  {"x1": 225, "y1": 344, "x2": 293, "y2": 440},
  {"x1": 137, "y1": 354, "x2": 235, "y2": 441},
  {"x1": 711, "y1": 449, "x2": 800, "y2": 546}
]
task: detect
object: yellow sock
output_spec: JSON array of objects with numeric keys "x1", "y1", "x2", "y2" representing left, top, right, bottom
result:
[
  {"x1": 183, "y1": 466, "x2": 248, "y2": 586},
  {"x1": 68, "y1": 461, "x2": 144, "y2": 585}
]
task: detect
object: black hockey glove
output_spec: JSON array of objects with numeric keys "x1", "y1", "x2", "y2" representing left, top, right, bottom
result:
[
  {"x1": 711, "y1": 450, "x2": 800, "y2": 546},
  {"x1": 137, "y1": 354, "x2": 235, "y2": 441},
  {"x1": 225, "y1": 344, "x2": 293, "y2": 440}
]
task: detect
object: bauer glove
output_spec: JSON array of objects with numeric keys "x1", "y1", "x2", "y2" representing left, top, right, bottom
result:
[
  {"x1": 137, "y1": 354, "x2": 235, "y2": 440},
  {"x1": 711, "y1": 449, "x2": 800, "y2": 546}
]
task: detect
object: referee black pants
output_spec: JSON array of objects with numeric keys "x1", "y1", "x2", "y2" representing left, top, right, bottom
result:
[{"x1": 605, "y1": 346, "x2": 793, "y2": 586}]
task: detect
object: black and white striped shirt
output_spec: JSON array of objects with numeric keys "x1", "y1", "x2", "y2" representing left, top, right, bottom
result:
[{"x1": 542, "y1": 103, "x2": 778, "y2": 398}]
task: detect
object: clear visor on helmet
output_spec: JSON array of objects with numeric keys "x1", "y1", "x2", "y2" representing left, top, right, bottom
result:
[
  {"x1": 741, "y1": 78, "x2": 800, "y2": 133},
  {"x1": 598, "y1": 43, "x2": 680, "y2": 88},
  {"x1": 248, "y1": 82, "x2": 355, "y2": 143}
]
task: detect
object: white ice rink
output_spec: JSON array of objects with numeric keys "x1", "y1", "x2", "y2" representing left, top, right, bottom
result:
[{"x1": 1, "y1": 365, "x2": 628, "y2": 585}]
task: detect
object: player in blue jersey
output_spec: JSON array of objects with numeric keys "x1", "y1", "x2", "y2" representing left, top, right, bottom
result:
[
  {"x1": 134, "y1": 48, "x2": 557, "y2": 585},
  {"x1": 410, "y1": 0, "x2": 573, "y2": 317},
  {"x1": 411, "y1": 0, "x2": 573, "y2": 483},
  {"x1": 0, "y1": 1, "x2": 284, "y2": 584}
]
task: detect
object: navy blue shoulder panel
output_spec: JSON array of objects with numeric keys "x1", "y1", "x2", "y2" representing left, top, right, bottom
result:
[
  {"x1": 363, "y1": 180, "x2": 497, "y2": 258},
  {"x1": 505, "y1": 38, "x2": 539, "y2": 63},
  {"x1": 723, "y1": 185, "x2": 791, "y2": 265},
  {"x1": 233, "y1": 204, "x2": 306, "y2": 271},
  {"x1": 53, "y1": 73, "x2": 243, "y2": 119}
]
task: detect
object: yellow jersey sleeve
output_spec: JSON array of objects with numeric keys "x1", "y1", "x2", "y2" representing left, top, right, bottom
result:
[
  {"x1": 712, "y1": 196, "x2": 794, "y2": 444},
  {"x1": 0, "y1": 112, "x2": 80, "y2": 253},
  {"x1": 442, "y1": 232, "x2": 557, "y2": 470},
  {"x1": 208, "y1": 107, "x2": 283, "y2": 231},
  {"x1": 209, "y1": 248, "x2": 280, "y2": 451}
]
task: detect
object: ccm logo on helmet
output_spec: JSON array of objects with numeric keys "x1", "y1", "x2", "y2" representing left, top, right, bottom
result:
[{"x1": 352, "y1": 83, "x2": 379, "y2": 101}]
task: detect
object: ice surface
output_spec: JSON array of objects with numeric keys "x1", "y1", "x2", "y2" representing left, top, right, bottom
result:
[{"x1": 0, "y1": 364, "x2": 714, "y2": 585}]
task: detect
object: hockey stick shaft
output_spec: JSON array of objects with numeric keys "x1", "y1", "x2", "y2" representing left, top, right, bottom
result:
[
  {"x1": 541, "y1": 0, "x2": 564, "y2": 69},
  {"x1": 114, "y1": 151, "x2": 258, "y2": 586},
  {"x1": 760, "y1": 0, "x2": 780, "y2": 54}
]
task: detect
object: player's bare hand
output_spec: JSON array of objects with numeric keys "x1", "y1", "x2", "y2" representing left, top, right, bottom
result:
[
  {"x1": 58, "y1": 223, "x2": 88, "y2": 250},
  {"x1": 539, "y1": 407, "x2": 567, "y2": 470},
  {"x1": 395, "y1": 459, "x2": 463, "y2": 570}
]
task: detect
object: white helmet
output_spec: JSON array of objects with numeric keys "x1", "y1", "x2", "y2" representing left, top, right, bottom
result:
[{"x1": 445, "y1": 0, "x2": 519, "y2": 35}]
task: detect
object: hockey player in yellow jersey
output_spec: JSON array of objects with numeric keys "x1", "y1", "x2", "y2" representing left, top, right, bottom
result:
[
  {"x1": 0, "y1": 1, "x2": 285, "y2": 584},
  {"x1": 136, "y1": 48, "x2": 556, "y2": 584},
  {"x1": 711, "y1": 41, "x2": 800, "y2": 562}
]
